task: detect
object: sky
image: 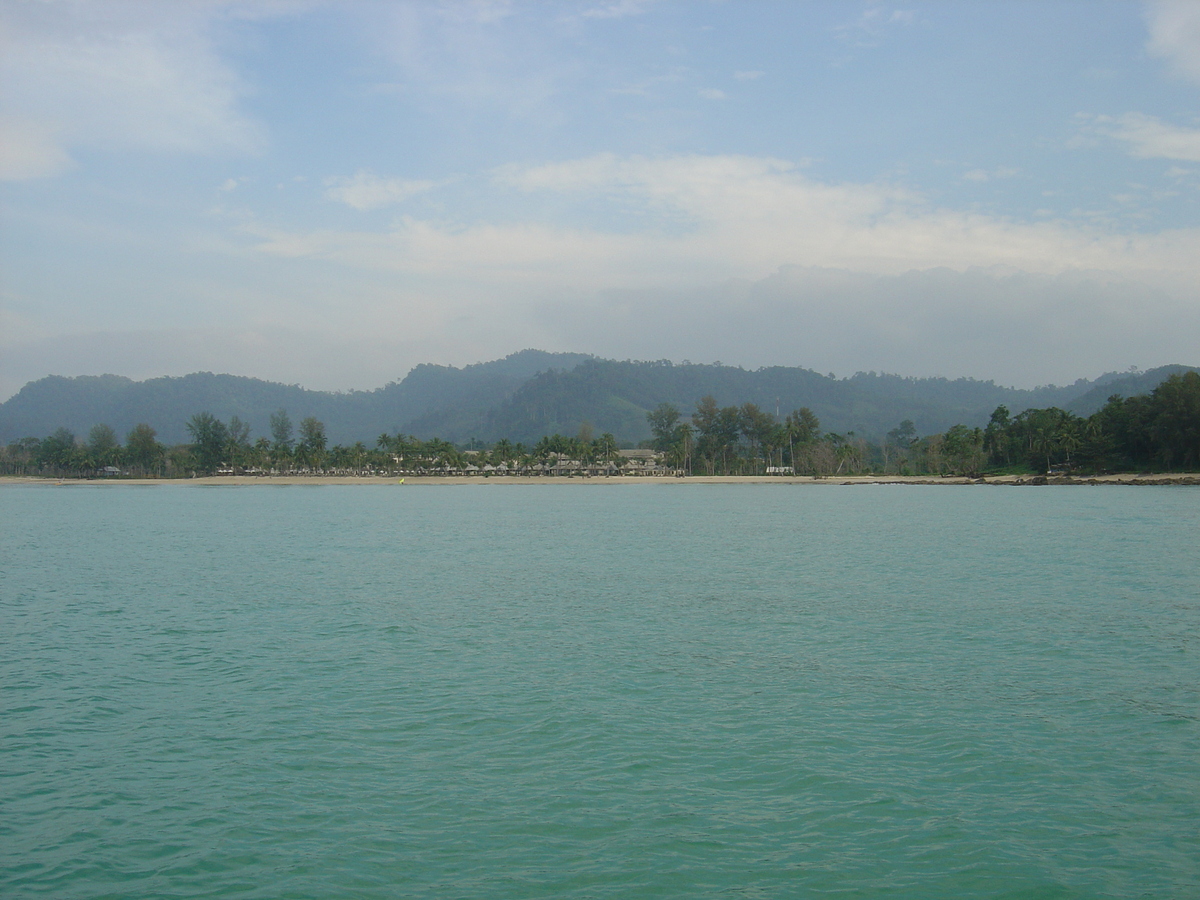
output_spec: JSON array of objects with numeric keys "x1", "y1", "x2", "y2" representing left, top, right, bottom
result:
[{"x1": 2, "y1": 0, "x2": 1199, "y2": 400}]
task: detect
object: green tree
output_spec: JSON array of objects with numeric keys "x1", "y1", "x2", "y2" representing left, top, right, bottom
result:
[
  {"x1": 125, "y1": 423, "x2": 163, "y2": 475},
  {"x1": 87, "y1": 424, "x2": 120, "y2": 468},
  {"x1": 297, "y1": 416, "x2": 327, "y2": 469},
  {"x1": 942, "y1": 424, "x2": 984, "y2": 475},
  {"x1": 883, "y1": 419, "x2": 917, "y2": 473},
  {"x1": 739, "y1": 402, "x2": 776, "y2": 474},
  {"x1": 983, "y1": 406, "x2": 1012, "y2": 468},
  {"x1": 37, "y1": 427, "x2": 78, "y2": 474},
  {"x1": 1, "y1": 437, "x2": 41, "y2": 475},
  {"x1": 668, "y1": 423, "x2": 694, "y2": 473},
  {"x1": 270, "y1": 408, "x2": 294, "y2": 463},
  {"x1": 646, "y1": 403, "x2": 681, "y2": 452},
  {"x1": 693, "y1": 396, "x2": 740, "y2": 474},
  {"x1": 186, "y1": 412, "x2": 229, "y2": 474},
  {"x1": 595, "y1": 432, "x2": 619, "y2": 465},
  {"x1": 226, "y1": 416, "x2": 252, "y2": 467},
  {"x1": 490, "y1": 438, "x2": 515, "y2": 466},
  {"x1": 785, "y1": 408, "x2": 820, "y2": 474},
  {"x1": 887, "y1": 419, "x2": 917, "y2": 448},
  {"x1": 1147, "y1": 371, "x2": 1200, "y2": 470},
  {"x1": 251, "y1": 436, "x2": 272, "y2": 470},
  {"x1": 826, "y1": 432, "x2": 865, "y2": 475}
]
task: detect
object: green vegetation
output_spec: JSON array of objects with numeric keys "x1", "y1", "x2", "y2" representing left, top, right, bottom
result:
[
  {"x1": 0, "y1": 351, "x2": 593, "y2": 446},
  {"x1": 3, "y1": 372, "x2": 1197, "y2": 480},
  {"x1": 5, "y1": 355, "x2": 1195, "y2": 450},
  {"x1": 981, "y1": 372, "x2": 1200, "y2": 474},
  {"x1": 3, "y1": 423, "x2": 172, "y2": 478}
]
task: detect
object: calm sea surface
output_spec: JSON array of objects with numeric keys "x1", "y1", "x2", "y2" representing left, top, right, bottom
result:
[{"x1": 2, "y1": 483, "x2": 1198, "y2": 899}]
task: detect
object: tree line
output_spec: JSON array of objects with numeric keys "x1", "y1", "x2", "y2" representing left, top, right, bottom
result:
[
  {"x1": 644, "y1": 373, "x2": 1198, "y2": 476},
  {"x1": 2, "y1": 372, "x2": 1196, "y2": 478},
  {"x1": 0, "y1": 408, "x2": 627, "y2": 478},
  {"x1": 980, "y1": 371, "x2": 1199, "y2": 474},
  {"x1": 0, "y1": 410, "x2": 328, "y2": 478}
]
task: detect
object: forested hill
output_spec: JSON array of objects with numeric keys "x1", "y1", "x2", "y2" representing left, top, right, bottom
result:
[
  {"x1": 0, "y1": 354, "x2": 1193, "y2": 447},
  {"x1": 448, "y1": 361, "x2": 1188, "y2": 445},
  {"x1": 1060, "y1": 365, "x2": 1200, "y2": 416},
  {"x1": 0, "y1": 350, "x2": 592, "y2": 446}
]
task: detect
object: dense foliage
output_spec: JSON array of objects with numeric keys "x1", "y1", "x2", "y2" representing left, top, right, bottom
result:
[
  {"x1": 6, "y1": 355, "x2": 1192, "y2": 448},
  {"x1": 982, "y1": 372, "x2": 1200, "y2": 473},
  {"x1": 3, "y1": 373, "x2": 1197, "y2": 479},
  {"x1": 0, "y1": 351, "x2": 592, "y2": 446}
]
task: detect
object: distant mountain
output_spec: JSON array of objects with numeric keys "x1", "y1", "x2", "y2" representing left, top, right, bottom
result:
[
  {"x1": 1, "y1": 354, "x2": 1194, "y2": 447},
  {"x1": 1064, "y1": 365, "x2": 1199, "y2": 416},
  {"x1": 432, "y1": 360, "x2": 1162, "y2": 445},
  {"x1": 0, "y1": 350, "x2": 592, "y2": 445}
]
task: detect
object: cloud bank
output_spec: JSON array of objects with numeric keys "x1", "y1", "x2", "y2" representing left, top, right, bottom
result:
[
  {"x1": 1146, "y1": 0, "x2": 1200, "y2": 84},
  {"x1": 2, "y1": 3, "x2": 1197, "y2": 404},
  {"x1": 0, "y1": 0, "x2": 266, "y2": 180},
  {"x1": 252, "y1": 154, "x2": 1200, "y2": 291}
]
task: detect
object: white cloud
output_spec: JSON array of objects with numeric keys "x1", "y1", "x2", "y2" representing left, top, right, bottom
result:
[
  {"x1": 251, "y1": 153, "x2": 1200, "y2": 294},
  {"x1": 1146, "y1": 0, "x2": 1200, "y2": 83},
  {"x1": 0, "y1": 0, "x2": 268, "y2": 181},
  {"x1": 733, "y1": 70, "x2": 765, "y2": 81},
  {"x1": 698, "y1": 88, "x2": 726, "y2": 101},
  {"x1": 1098, "y1": 112, "x2": 1200, "y2": 162},
  {"x1": 963, "y1": 165, "x2": 1019, "y2": 183},
  {"x1": 838, "y1": 4, "x2": 916, "y2": 43},
  {"x1": 0, "y1": 116, "x2": 73, "y2": 180},
  {"x1": 324, "y1": 171, "x2": 438, "y2": 211},
  {"x1": 8, "y1": 151, "x2": 1199, "y2": 397},
  {"x1": 436, "y1": 0, "x2": 518, "y2": 26},
  {"x1": 581, "y1": 0, "x2": 657, "y2": 20}
]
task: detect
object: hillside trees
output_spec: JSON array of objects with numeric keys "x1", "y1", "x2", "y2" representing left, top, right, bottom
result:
[
  {"x1": 692, "y1": 396, "x2": 741, "y2": 475},
  {"x1": 1147, "y1": 371, "x2": 1200, "y2": 469},
  {"x1": 125, "y1": 424, "x2": 164, "y2": 475},
  {"x1": 647, "y1": 403, "x2": 681, "y2": 451},
  {"x1": 186, "y1": 412, "x2": 229, "y2": 474},
  {"x1": 87, "y1": 424, "x2": 120, "y2": 467},
  {"x1": 227, "y1": 416, "x2": 252, "y2": 468},
  {"x1": 646, "y1": 402, "x2": 693, "y2": 472},
  {"x1": 0, "y1": 421, "x2": 167, "y2": 476},
  {"x1": 296, "y1": 416, "x2": 328, "y2": 469},
  {"x1": 972, "y1": 373, "x2": 1200, "y2": 472},
  {"x1": 5, "y1": 370, "x2": 1197, "y2": 478},
  {"x1": 739, "y1": 403, "x2": 776, "y2": 474},
  {"x1": 941, "y1": 424, "x2": 985, "y2": 475},
  {"x1": 268, "y1": 409, "x2": 296, "y2": 470}
]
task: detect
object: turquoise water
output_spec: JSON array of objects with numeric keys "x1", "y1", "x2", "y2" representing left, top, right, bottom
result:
[{"x1": 2, "y1": 483, "x2": 1198, "y2": 899}]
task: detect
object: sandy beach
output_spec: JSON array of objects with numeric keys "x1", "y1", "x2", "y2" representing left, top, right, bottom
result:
[{"x1": 4, "y1": 473, "x2": 1199, "y2": 487}]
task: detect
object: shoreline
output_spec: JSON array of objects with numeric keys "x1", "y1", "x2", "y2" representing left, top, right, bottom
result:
[{"x1": 3, "y1": 473, "x2": 1199, "y2": 487}]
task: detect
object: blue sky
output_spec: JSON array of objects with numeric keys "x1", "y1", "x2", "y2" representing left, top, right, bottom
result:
[{"x1": 2, "y1": 0, "x2": 1199, "y2": 399}]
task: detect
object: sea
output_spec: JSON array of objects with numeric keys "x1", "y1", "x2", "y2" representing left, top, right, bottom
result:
[{"x1": 2, "y1": 482, "x2": 1197, "y2": 899}]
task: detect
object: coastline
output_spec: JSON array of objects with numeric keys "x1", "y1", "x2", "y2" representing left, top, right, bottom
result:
[{"x1": 3, "y1": 473, "x2": 1199, "y2": 486}]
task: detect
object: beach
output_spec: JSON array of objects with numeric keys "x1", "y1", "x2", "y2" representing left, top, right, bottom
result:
[{"x1": 4, "y1": 473, "x2": 1198, "y2": 486}]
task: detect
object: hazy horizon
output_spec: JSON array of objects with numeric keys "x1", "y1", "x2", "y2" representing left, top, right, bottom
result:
[
  {"x1": 3, "y1": 1, "x2": 1199, "y2": 401},
  {"x1": 3, "y1": 349, "x2": 1191, "y2": 407}
]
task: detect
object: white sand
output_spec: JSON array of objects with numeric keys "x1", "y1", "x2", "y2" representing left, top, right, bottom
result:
[{"x1": 5, "y1": 473, "x2": 1197, "y2": 487}]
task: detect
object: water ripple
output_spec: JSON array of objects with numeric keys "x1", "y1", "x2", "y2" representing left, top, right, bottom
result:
[{"x1": 2, "y1": 484, "x2": 1197, "y2": 898}]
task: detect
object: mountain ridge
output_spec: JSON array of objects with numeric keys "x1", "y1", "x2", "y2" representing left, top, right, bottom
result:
[{"x1": 0, "y1": 353, "x2": 1194, "y2": 447}]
